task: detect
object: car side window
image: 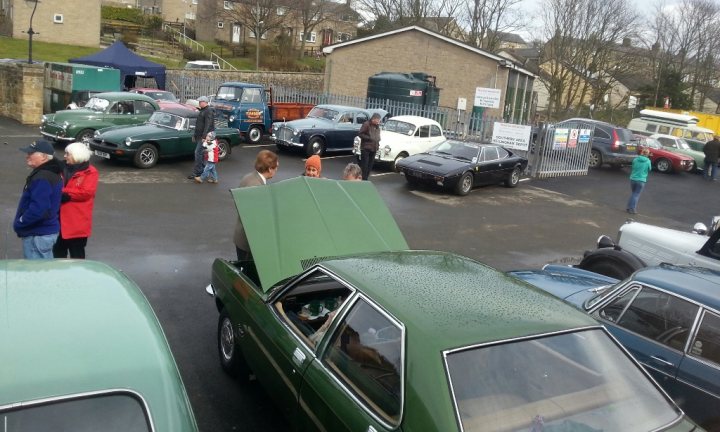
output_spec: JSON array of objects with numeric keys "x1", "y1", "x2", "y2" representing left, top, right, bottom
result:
[
  {"x1": 273, "y1": 270, "x2": 352, "y2": 348},
  {"x1": 241, "y1": 88, "x2": 262, "y2": 103},
  {"x1": 594, "y1": 128, "x2": 610, "y2": 140},
  {"x1": 496, "y1": 147, "x2": 509, "y2": 159},
  {"x1": 355, "y1": 112, "x2": 368, "y2": 124},
  {"x1": 689, "y1": 311, "x2": 720, "y2": 365},
  {"x1": 482, "y1": 147, "x2": 499, "y2": 162},
  {"x1": 338, "y1": 113, "x2": 353, "y2": 123},
  {"x1": 135, "y1": 101, "x2": 155, "y2": 115},
  {"x1": 657, "y1": 137, "x2": 673, "y2": 147},
  {"x1": 417, "y1": 125, "x2": 430, "y2": 137},
  {"x1": 603, "y1": 286, "x2": 698, "y2": 350},
  {"x1": 646, "y1": 124, "x2": 657, "y2": 133},
  {"x1": 658, "y1": 126, "x2": 670, "y2": 134},
  {"x1": 322, "y1": 297, "x2": 403, "y2": 425},
  {"x1": 596, "y1": 286, "x2": 639, "y2": 323},
  {"x1": 430, "y1": 125, "x2": 442, "y2": 137}
]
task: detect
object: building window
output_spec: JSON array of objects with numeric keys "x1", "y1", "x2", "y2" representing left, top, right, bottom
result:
[
  {"x1": 223, "y1": 1, "x2": 232, "y2": 9},
  {"x1": 53, "y1": 13, "x2": 64, "y2": 24},
  {"x1": 276, "y1": 7, "x2": 286, "y2": 16},
  {"x1": 336, "y1": 32, "x2": 351, "y2": 42},
  {"x1": 341, "y1": 14, "x2": 351, "y2": 22},
  {"x1": 217, "y1": 21, "x2": 224, "y2": 28},
  {"x1": 299, "y1": 32, "x2": 317, "y2": 43}
]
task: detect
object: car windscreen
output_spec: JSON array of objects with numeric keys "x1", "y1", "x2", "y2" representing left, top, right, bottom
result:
[
  {"x1": 146, "y1": 91, "x2": 177, "y2": 102},
  {"x1": 445, "y1": 329, "x2": 680, "y2": 432},
  {"x1": 84, "y1": 97, "x2": 110, "y2": 112},
  {"x1": 307, "y1": 107, "x2": 339, "y2": 120},
  {"x1": 216, "y1": 86, "x2": 242, "y2": 101},
  {"x1": 149, "y1": 111, "x2": 185, "y2": 129},
  {"x1": 383, "y1": 120, "x2": 415, "y2": 135},
  {"x1": 429, "y1": 140, "x2": 481, "y2": 161},
  {"x1": 1, "y1": 392, "x2": 151, "y2": 432}
]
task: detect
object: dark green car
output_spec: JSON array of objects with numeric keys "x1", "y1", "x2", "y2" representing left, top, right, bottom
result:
[
  {"x1": 40, "y1": 92, "x2": 160, "y2": 144},
  {"x1": 89, "y1": 108, "x2": 241, "y2": 168},
  {"x1": 1, "y1": 260, "x2": 197, "y2": 432},
  {"x1": 205, "y1": 177, "x2": 701, "y2": 432}
]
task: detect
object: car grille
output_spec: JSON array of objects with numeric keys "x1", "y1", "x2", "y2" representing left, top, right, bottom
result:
[
  {"x1": 276, "y1": 126, "x2": 294, "y2": 142},
  {"x1": 92, "y1": 138, "x2": 118, "y2": 148},
  {"x1": 405, "y1": 169, "x2": 434, "y2": 180}
]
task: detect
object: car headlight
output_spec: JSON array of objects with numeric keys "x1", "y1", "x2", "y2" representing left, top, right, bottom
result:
[
  {"x1": 383, "y1": 145, "x2": 391, "y2": 155},
  {"x1": 62, "y1": 121, "x2": 70, "y2": 129},
  {"x1": 41, "y1": 115, "x2": 47, "y2": 124},
  {"x1": 228, "y1": 115, "x2": 235, "y2": 123},
  {"x1": 124, "y1": 137, "x2": 133, "y2": 146},
  {"x1": 293, "y1": 129, "x2": 300, "y2": 136},
  {"x1": 94, "y1": 130, "x2": 101, "y2": 138}
]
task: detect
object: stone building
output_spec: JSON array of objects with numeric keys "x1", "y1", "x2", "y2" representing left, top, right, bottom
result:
[
  {"x1": 0, "y1": 0, "x2": 100, "y2": 47},
  {"x1": 322, "y1": 26, "x2": 536, "y2": 122}
]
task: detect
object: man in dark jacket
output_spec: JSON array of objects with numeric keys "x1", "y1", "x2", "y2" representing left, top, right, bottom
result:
[
  {"x1": 358, "y1": 113, "x2": 382, "y2": 180},
  {"x1": 14, "y1": 140, "x2": 63, "y2": 259},
  {"x1": 703, "y1": 134, "x2": 720, "y2": 181},
  {"x1": 189, "y1": 96, "x2": 216, "y2": 179}
]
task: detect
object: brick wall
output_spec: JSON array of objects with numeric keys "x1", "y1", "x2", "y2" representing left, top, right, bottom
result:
[
  {"x1": 324, "y1": 30, "x2": 509, "y2": 116},
  {"x1": 0, "y1": 62, "x2": 44, "y2": 125},
  {"x1": 11, "y1": 0, "x2": 100, "y2": 47}
]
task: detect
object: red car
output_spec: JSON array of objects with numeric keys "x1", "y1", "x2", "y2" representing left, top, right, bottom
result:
[
  {"x1": 634, "y1": 134, "x2": 694, "y2": 173},
  {"x1": 129, "y1": 88, "x2": 197, "y2": 111}
]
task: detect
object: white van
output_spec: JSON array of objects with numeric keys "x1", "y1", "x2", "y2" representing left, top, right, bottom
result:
[
  {"x1": 184, "y1": 60, "x2": 220, "y2": 70},
  {"x1": 627, "y1": 109, "x2": 714, "y2": 151}
]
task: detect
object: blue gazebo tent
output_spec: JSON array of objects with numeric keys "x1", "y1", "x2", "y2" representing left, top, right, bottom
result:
[{"x1": 69, "y1": 41, "x2": 166, "y2": 90}]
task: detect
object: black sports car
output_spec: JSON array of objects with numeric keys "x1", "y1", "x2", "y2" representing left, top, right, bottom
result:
[{"x1": 396, "y1": 140, "x2": 528, "y2": 196}]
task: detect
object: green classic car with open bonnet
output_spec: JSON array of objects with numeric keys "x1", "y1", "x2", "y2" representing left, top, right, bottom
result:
[
  {"x1": 89, "y1": 107, "x2": 241, "y2": 168},
  {"x1": 40, "y1": 92, "x2": 160, "y2": 144},
  {"x1": 205, "y1": 177, "x2": 701, "y2": 432},
  {"x1": 1, "y1": 260, "x2": 197, "y2": 432}
]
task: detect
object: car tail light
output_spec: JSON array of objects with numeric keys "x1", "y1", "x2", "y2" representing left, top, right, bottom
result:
[{"x1": 612, "y1": 130, "x2": 620, "y2": 151}]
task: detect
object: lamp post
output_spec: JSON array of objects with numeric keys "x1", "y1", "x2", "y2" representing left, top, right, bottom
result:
[{"x1": 26, "y1": 0, "x2": 40, "y2": 64}]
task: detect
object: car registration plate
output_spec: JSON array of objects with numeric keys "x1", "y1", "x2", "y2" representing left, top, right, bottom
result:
[
  {"x1": 94, "y1": 150, "x2": 110, "y2": 159},
  {"x1": 626, "y1": 144, "x2": 636, "y2": 152}
]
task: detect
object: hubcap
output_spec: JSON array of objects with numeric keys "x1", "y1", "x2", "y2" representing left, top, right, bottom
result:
[
  {"x1": 140, "y1": 149, "x2": 155, "y2": 164},
  {"x1": 311, "y1": 141, "x2": 321, "y2": 154},
  {"x1": 658, "y1": 160, "x2": 670, "y2": 171},
  {"x1": 249, "y1": 128, "x2": 261, "y2": 142},
  {"x1": 589, "y1": 152, "x2": 600, "y2": 167},
  {"x1": 511, "y1": 169, "x2": 519, "y2": 184},
  {"x1": 462, "y1": 175, "x2": 472, "y2": 192},
  {"x1": 218, "y1": 143, "x2": 228, "y2": 158},
  {"x1": 220, "y1": 318, "x2": 234, "y2": 361}
]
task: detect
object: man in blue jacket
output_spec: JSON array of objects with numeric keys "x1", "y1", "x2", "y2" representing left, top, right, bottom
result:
[{"x1": 14, "y1": 140, "x2": 63, "y2": 259}]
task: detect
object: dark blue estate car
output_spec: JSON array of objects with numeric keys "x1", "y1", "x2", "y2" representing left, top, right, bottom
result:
[{"x1": 509, "y1": 264, "x2": 720, "y2": 431}]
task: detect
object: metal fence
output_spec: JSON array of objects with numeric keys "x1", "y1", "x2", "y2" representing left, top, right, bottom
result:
[{"x1": 528, "y1": 121, "x2": 596, "y2": 178}]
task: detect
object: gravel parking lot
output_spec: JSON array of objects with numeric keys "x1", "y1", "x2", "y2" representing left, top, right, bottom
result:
[{"x1": 2, "y1": 115, "x2": 718, "y2": 430}]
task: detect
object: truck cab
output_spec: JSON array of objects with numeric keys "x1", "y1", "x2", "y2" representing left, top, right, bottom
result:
[{"x1": 212, "y1": 82, "x2": 271, "y2": 144}]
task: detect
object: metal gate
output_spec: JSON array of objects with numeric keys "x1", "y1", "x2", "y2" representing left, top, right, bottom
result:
[{"x1": 528, "y1": 121, "x2": 596, "y2": 179}]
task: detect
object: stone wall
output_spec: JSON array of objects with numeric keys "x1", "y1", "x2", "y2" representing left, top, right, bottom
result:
[{"x1": 0, "y1": 62, "x2": 44, "y2": 125}]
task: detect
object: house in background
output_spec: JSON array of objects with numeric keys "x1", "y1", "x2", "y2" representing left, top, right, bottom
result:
[
  {"x1": 195, "y1": 0, "x2": 359, "y2": 54},
  {"x1": 0, "y1": 0, "x2": 100, "y2": 47},
  {"x1": 322, "y1": 26, "x2": 536, "y2": 123}
]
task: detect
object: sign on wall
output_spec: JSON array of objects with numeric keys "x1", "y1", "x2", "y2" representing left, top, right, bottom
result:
[
  {"x1": 474, "y1": 87, "x2": 502, "y2": 108},
  {"x1": 492, "y1": 122, "x2": 532, "y2": 150}
]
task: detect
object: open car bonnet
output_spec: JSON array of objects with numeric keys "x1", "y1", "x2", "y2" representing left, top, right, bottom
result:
[{"x1": 231, "y1": 177, "x2": 408, "y2": 290}]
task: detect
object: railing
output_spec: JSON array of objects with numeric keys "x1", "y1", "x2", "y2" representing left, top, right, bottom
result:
[
  {"x1": 210, "y1": 52, "x2": 237, "y2": 71},
  {"x1": 162, "y1": 23, "x2": 205, "y2": 53}
]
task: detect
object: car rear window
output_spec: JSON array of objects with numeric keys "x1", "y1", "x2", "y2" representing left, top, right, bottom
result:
[
  {"x1": 615, "y1": 128, "x2": 635, "y2": 143},
  {"x1": 445, "y1": 329, "x2": 680, "y2": 432},
  {"x1": 1, "y1": 392, "x2": 151, "y2": 432}
]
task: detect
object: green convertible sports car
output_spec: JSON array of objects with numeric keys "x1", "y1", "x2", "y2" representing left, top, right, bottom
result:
[
  {"x1": 204, "y1": 177, "x2": 702, "y2": 432},
  {"x1": 89, "y1": 108, "x2": 242, "y2": 168}
]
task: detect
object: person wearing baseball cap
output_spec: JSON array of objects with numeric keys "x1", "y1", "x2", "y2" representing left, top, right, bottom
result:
[
  {"x1": 13, "y1": 139, "x2": 64, "y2": 259},
  {"x1": 188, "y1": 95, "x2": 215, "y2": 179}
]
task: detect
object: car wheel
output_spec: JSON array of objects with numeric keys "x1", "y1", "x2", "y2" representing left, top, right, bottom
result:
[
  {"x1": 305, "y1": 137, "x2": 324, "y2": 156},
  {"x1": 133, "y1": 143, "x2": 158, "y2": 169},
  {"x1": 577, "y1": 248, "x2": 645, "y2": 280},
  {"x1": 246, "y1": 126, "x2": 263, "y2": 144},
  {"x1": 504, "y1": 166, "x2": 521, "y2": 188},
  {"x1": 217, "y1": 139, "x2": 230, "y2": 160},
  {"x1": 656, "y1": 158, "x2": 672, "y2": 173},
  {"x1": 218, "y1": 309, "x2": 250, "y2": 380},
  {"x1": 588, "y1": 149, "x2": 602, "y2": 169},
  {"x1": 76, "y1": 129, "x2": 95, "y2": 145},
  {"x1": 393, "y1": 153, "x2": 408, "y2": 173},
  {"x1": 454, "y1": 172, "x2": 473, "y2": 196}
]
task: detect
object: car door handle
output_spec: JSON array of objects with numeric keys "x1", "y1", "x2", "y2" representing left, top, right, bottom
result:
[
  {"x1": 650, "y1": 355, "x2": 675, "y2": 367},
  {"x1": 292, "y1": 347, "x2": 306, "y2": 366}
]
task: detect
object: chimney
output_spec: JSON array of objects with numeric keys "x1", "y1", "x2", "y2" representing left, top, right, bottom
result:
[{"x1": 622, "y1": 37, "x2": 631, "y2": 47}]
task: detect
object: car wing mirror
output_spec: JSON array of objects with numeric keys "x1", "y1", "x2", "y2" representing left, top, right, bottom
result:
[{"x1": 692, "y1": 222, "x2": 708, "y2": 235}]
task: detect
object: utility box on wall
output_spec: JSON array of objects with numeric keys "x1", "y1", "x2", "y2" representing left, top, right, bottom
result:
[
  {"x1": 44, "y1": 63, "x2": 121, "y2": 113},
  {"x1": 366, "y1": 72, "x2": 440, "y2": 106}
]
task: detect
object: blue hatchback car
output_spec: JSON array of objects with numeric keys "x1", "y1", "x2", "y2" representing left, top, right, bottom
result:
[{"x1": 509, "y1": 264, "x2": 720, "y2": 431}]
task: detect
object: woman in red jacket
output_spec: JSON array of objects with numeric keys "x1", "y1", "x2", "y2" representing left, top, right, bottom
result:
[{"x1": 53, "y1": 142, "x2": 99, "y2": 259}]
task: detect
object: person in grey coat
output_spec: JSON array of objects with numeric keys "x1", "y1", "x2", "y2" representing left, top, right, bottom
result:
[{"x1": 188, "y1": 96, "x2": 215, "y2": 179}]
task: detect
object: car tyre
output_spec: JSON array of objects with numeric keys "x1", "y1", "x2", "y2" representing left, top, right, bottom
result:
[
  {"x1": 133, "y1": 143, "x2": 158, "y2": 169},
  {"x1": 505, "y1": 166, "x2": 521, "y2": 188},
  {"x1": 393, "y1": 153, "x2": 408, "y2": 173},
  {"x1": 217, "y1": 139, "x2": 230, "y2": 160},
  {"x1": 588, "y1": 149, "x2": 602, "y2": 169},
  {"x1": 218, "y1": 309, "x2": 250, "y2": 380},
  {"x1": 655, "y1": 158, "x2": 672, "y2": 173},
  {"x1": 455, "y1": 172, "x2": 473, "y2": 196},
  {"x1": 246, "y1": 126, "x2": 263, "y2": 144},
  {"x1": 577, "y1": 248, "x2": 645, "y2": 280},
  {"x1": 305, "y1": 137, "x2": 324, "y2": 157},
  {"x1": 76, "y1": 129, "x2": 95, "y2": 145}
]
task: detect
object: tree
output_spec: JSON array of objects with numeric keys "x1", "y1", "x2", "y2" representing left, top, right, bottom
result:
[
  {"x1": 221, "y1": 0, "x2": 289, "y2": 69},
  {"x1": 355, "y1": 0, "x2": 465, "y2": 36},
  {"x1": 292, "y1": 0, "x2": 332, "y2": 58},
  {"x1": 460, "y1": 0, "x2": 525, "y2": 52}
]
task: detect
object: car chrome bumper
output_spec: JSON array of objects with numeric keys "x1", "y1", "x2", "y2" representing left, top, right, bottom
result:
[
  {"x1": 40, "y1": 130, "x2": 74, "y2": 142},
  {"x1": 273, "y1": 138, "x2": 302, "y2": 148}
]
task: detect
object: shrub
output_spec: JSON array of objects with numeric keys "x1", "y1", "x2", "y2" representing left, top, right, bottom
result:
[{"x1": 102, "y1": 6, "x2": 144, "y2": 24}]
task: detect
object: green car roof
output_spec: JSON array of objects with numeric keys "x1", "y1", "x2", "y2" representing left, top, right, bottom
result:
[
  {"x1": 232, "y1": 177, "x2": 409, "y2": 290},
  {"x1": 0, "y1": 260, "x2": 196, "y2": 431},
  {"x1": 92, "y1": 91, "x2": 158, "y2": 102}
]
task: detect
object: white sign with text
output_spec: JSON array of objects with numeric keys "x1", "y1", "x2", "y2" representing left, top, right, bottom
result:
[
  {"x1": 474, "y1": 87, "x2": 502, "y2": 108},
  {"x1": 492, "y1": 122, "x2": 532, "y2": 150}
]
